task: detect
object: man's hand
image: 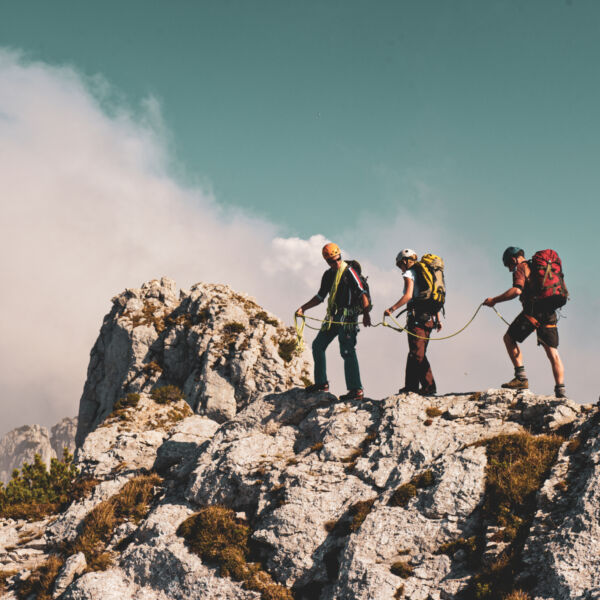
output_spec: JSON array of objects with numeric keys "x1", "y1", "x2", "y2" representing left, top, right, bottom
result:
[
  {"x1": 363, "y1": 312, "x2": 372, "y2": 327},
  {"x1": 384, "y1": 307, "x2": 394, "y2": 317},
  {"x1": 436, "y1": 321, "x2": 443, "y2": 332},
  {"x1": 295, "y1": 307, "x2": 304, "y2": 316},
  {"x1": 483, "y1": 297, "x2": 496, "y2": 307}
]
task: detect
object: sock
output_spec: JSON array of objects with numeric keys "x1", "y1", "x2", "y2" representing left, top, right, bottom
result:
[
  {"x1": 555, "y1": 384, "x2": 566, "y2": 392},
  {"x1": 515, "y1": 366, "x2": 527, "y2": 381}
]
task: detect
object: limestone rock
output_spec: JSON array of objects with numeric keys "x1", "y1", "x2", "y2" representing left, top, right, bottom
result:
[
  {"x1": 52, "y1": 552, "x2": 86, "y2": 598},
  {"x1": 75, "y1": 278, "x2": 311, "y2": 446}
]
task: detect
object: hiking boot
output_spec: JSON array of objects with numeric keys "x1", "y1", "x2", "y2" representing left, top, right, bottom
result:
[
  {"x1": 419, "y1": 386, "x2": 437, "y2": 397},
  {"x1": 501, "y1": 377, "x2": 529, "y2": 390},
  {"x1": 339, "y1": 389, "x2": 364, "y2": 401},
  {"x1": 305, "y1": 382, "x2": 329, "y2": 393},
  {"x1": 555, "y1": 384, "x2": 567, "y2": 399},
  {"x1": 398, "y1": 387, "x2": 418, "y2": 395}
]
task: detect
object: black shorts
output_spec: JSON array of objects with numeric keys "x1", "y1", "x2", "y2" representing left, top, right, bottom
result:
[{"x1": 506, "y1": 310, "x2": 559, "y2": 348}]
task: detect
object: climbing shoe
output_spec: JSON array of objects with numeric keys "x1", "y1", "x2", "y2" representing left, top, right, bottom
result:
[
  {"x1": 339, "y1": 389, "x2": 364, "y2": 401},
  {"x1": 555, "y1": 384, "x2": 567, "y2": 399},
  {"x1": 305, "y1": 382, "x2": 329, "y2": 393},
  {"x1": 501, "y1": 377, "x2": 529, "y2": 390}
]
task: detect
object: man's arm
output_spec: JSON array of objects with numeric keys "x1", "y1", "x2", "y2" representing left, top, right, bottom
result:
[
  {"x1": 483, "y1": 287, "x2": 521, "y2": 307},
  {"x1": 296, "y1": 295, "x2": 322, "y2": 315},
  {"x1": 385, "y1": 278, "x2": 414, "y2": 315},
  {"x1": 360, "y1": 292, "x2": 372, "y2": 327}
]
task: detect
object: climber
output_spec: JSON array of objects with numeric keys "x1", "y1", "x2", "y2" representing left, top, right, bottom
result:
[
  {"x1": 384, "y1": 249, "x2": 442, "y2": 396},
  {"x1": 483, "y1": 246, "x2": 566, "y2": 398},
  {"x1": 295, "y1": 242, "x2": 371, "y2": 401}
]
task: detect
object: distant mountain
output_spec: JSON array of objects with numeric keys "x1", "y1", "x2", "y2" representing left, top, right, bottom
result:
[{"x1": 0, "y1": 417, "x2": 77, "y2": 484}]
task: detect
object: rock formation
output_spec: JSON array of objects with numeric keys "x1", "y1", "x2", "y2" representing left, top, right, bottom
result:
[
  {"x1": 1, "y1": 279, "x2": 599, "y2": 600},
  {"x1": 75, "y1": 278, "x2": 311, "y2": 446},
  {"x1": 0, "y1": 417, "x2": 77, "y2": 484}
]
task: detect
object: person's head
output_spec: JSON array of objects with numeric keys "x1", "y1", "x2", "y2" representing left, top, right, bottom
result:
[
  {"x1": 322, "y1": 242, "x2": 342, "y2": 268},
  {"x1": 502, "y1": 246, "x2": 524, "y2": 272},
  {"x1": 395, "y1": 249, "x2": 417, "y2": 273}
]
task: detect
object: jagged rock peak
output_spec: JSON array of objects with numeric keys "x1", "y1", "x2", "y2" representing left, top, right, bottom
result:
[
  {"x1": 0, "y1": 417, "x2": 77, "y2": 484},
  {"x1": 75, "y1": 277, "x2": 311, "y2": 447}
]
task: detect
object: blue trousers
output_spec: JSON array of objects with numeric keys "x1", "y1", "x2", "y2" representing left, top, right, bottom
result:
[{"x1": 312, "y1": 323, "x2": 363, "y2": 390}]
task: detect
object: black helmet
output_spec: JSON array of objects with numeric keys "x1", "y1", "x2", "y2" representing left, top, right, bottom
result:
[{"x1": 502, "y1": 246, "x2": 523, "y2": 266}]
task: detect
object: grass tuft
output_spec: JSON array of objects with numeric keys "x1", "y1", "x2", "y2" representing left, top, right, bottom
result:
[
  {"x1": 69, "y1": 473, "x2": 161, "y2": 570},
  {"x1": 390, "y1": 560, "x2": 413, "y2": 579},
  {"x1": 15, "y1": 555, "x2": 64, "y2": 600},
  {"x1": 348, "y1": 498, "x2": 376, "y2": 532},
  {"x1": 389, "y1": 470, "x2": 435, "y2": 508},
  {"x1": 178, "y1": 505, "x2": 292, "y2": 599},
  {"x1": 277, "y1": 338, "x2": 298, "y2": 363},
  {"x1": 151, "y1": 385, "x2": 184, "y2": 405},
  {"x1": 425, "y1": 406, "x2": 443, "y2": 418}
]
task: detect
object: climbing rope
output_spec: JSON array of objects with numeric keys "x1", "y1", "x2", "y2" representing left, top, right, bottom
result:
[{"x1": 294, "y1": 304, "x2": 511, "y2": 351}]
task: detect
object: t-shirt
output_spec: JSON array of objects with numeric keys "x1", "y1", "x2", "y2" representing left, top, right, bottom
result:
[
  {"x1": 403, "y1": 267, "x2": 421, "y2": 300},
  {"x1": 512, "y1": 261, "x2": 533, "y2": 306},
  {"x1": 317, "y1": 264, "x2": 366, "y2": 312}
]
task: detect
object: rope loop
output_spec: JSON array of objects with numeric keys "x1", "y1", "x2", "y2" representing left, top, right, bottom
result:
[{"x1": 293, "y1": 304, "x2": 511, "y2": 351}]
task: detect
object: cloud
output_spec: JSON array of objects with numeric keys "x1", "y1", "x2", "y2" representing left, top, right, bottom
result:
[{"x1": 0, "y1": 50, "x2": 593, "y2": 437}]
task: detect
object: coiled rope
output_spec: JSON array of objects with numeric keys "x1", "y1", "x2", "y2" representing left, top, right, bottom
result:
[{"x1": 294, "y1": 304, "x2": 510, "y2": 352}]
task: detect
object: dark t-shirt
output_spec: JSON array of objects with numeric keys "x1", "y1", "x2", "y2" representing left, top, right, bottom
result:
[
  {"x1": 512, "y1": 261, "x2": 534, "y2": 306},
  {"x1": 317, "y1": 264, "x2": 366, "y2": 313}
]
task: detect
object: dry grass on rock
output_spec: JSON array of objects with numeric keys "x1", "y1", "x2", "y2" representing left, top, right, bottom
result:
[
  {"x1": 177, "y1": 505, "x2": 293, "y2": 600},
  {"x1": 15, "y1": 555, "x2": 64, "y2": 600},
  {"x1": 68, "y1": 473, "x2": 162, "y2": 571}
]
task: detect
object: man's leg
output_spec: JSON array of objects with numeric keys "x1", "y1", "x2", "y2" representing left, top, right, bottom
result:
[
  {"x1": 502, "y1": 313, "x2": 534, "y2": 389},
  {"x1": 338, "y1": 327, "x2": 362, "y2": 391},
  {"x1": 542, "y1": 344, "x2": 564, "y2": 385},
  {"x1": 405, "y1": 330, "x2": 425, "y2": 392},
  {"x1": 536, "y1": 313, "x2": 564, "y2": 393},
  {"x1": 312, "y1": 326, "x2": 339, "y2": 385},
  {"x1": 411, "y1": 325, "x2": 436, "y2": 392},
  {"x1": 503, "y1": 331, "x2": 523, "y2": 368}
]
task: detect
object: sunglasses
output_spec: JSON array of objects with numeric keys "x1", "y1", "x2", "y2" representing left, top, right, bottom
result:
[{"x1": 326, "y1": 256, "x2": 341, "y2": 263}]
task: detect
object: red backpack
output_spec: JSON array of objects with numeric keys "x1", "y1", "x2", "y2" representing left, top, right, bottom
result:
[{"x1": 529, "y1": 249, "x2": 569, "y2": 310}]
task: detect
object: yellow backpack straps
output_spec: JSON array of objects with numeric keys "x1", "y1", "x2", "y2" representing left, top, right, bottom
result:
[{"x1": 324, "y1": 261, "x2": 347, "y2": 328}]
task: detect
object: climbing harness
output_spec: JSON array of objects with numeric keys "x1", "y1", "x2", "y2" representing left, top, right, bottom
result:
[{"x1": 294, "y1": 304, "x2": 511, "y2": 351}]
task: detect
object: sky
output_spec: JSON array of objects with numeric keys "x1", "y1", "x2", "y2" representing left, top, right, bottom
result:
[{"x1": 1, "y1": 0, "x2": 599, "y2": 437}]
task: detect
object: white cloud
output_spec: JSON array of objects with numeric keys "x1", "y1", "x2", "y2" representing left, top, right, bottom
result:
[{"x1": 0, "y1": 50, "x2": 593, "y2": 437}]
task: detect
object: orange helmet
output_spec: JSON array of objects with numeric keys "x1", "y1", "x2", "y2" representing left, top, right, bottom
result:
[{"x1": 322, "y1": 242, "x2": 341, "y2": 260}]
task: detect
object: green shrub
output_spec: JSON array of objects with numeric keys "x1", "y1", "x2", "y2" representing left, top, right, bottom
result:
[
  {"x1": 151, "y1": 385, "x2": 184, "y2": 405},
  {"x1": 0, "y1": 450, "x2": 79, "y2": 520}
]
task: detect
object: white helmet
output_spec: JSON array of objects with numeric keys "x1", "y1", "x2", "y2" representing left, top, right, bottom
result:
[{"x1": 395, "y1": 248, "x2": 417, "y2": 264}]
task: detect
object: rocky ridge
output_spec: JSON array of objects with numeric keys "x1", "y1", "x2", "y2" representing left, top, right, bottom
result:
[
  {"x1": 76, "y1": 277, "x2": 311, "y2": 446},
  {"x1": 0, "y1": 418, "x2": 77, "y2": 484},
  {"x1": 1, "y1": 279, "x2": 599, "y2": 600}
]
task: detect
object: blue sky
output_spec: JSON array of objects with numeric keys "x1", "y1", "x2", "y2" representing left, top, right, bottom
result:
[{"x1": 0, "y1": 1, "x2": 598, "y2": 434}]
